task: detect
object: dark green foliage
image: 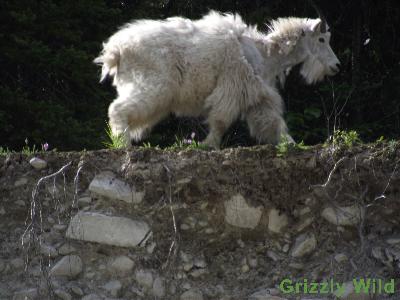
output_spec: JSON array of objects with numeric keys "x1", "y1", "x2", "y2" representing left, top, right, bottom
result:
[{"x1": 1, "y1": 0, "x2": 399, "y2": 150}]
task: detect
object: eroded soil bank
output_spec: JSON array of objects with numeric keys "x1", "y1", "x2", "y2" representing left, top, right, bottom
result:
[{"x1": 0, "y1": 143, "x2": 400, "y2": 300}]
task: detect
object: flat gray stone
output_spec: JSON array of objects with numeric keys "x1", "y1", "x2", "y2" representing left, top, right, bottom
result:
[
  {"x1": 29, "y1": 157, "x2": 47, "y2": 170},
  {"x1": 50, "y1": 255, "x2": 83, "y2": 278},
  {"x1": 291, "y1": 233, "x2": 317, "y2": 258},
  {"x1": 103, "y1": 280, "x2": 122, "y2": 297},
  {"x1": 66, "y1": 212, "x2": 150, "y2": 248},
  {"x1": 13, "y1": 288, "x2": 38, "y2": 300},
  {"x1": 89, "y1": 171, "x2": 143, "y2": 203},
  {"x1": 224, "y1": 194, "x2": 263, "y2": 229},
  {"x1": 14, "y1": 178, "x2": 28, "y2": 187},
  {"x1": 40, "y1": 244, "x2": 58, "y2": 258},
  {"x1": 81, "y1": 294, "x2": 101, "y2": 300},
  {"x1": 180, "y1": 289, "x2": 204, "y2": 300},
  {"x1": 109, "y1": 255, "x2": 135, "y2": 274},
  {"x1": 321, "y1": 205, "x2": 362, "y2": 226},
  {"x1": 135, "y1": 269, "x2": 154, "y2": 289},
  {"x1": 268, "y1": 209, "x2": 289, "y2": 233},
  {"x1": 54, "y1": 289, "x2": 72, "y2": 300},
  {"x1": 152, "y1": 277, "x2": 166, "y2": 298}
]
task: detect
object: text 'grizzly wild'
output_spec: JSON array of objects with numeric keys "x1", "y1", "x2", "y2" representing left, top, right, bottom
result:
[{"x1": 95, "y1": 11, "x2": 340, "y2": 149}]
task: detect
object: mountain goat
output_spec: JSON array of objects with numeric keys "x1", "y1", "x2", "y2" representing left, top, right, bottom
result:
[{"x1": 95, "y1": 11, "x2": 340, "y2": 148}]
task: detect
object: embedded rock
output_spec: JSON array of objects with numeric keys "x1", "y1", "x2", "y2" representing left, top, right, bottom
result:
[
  {"x1": 322, "y1": 205, "x2": 362, "y2": 226},
  {"x1": 66, "y1": 211, "x2": 150, "y2": 248},
  {"x1": 108, "y1": 255, "x2": 135, "y2": 275},
  {"x1": 224, "y1": 194, "x2": 263, "y2": 229},
  {"x1": 89, "y1": 171, "x2": 144, "y2": 203},
  {"x1": 29, "y1": 157, "x2": 47, "y2": 170},
  {"x1": 268, "y1": 208, "x2": 289, "y2": 233},
  {"x1": 291, "y1": 233, "x2": 317, "y2": 258},
  {"x1": 50, "y1": 255, "x2": 83, "y2": 278}
]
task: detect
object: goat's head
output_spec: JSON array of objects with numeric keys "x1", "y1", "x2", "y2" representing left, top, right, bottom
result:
[{"x1": 299, "y1": 18, "x2": 340, "y2": 84}]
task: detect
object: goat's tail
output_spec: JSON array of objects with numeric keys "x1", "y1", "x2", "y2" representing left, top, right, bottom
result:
[{"x1": 94, "y1": 44, "x2": 120, "y2": 82}]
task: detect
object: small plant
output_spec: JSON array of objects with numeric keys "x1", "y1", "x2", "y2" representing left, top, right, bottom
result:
[
  {"x1": 0, "y1": 146, "x2": 11, "y2": 156},
  {"x1": 103, "y1": 121, "x2": 126, "y2": 149},
  {"x1": 42, "y1": 142, "x2": 49, "y2": 152},
  {"x1": 330, "y1": 130, "x2": 361, "y2": 148},
  {"x1": 22, "y1": 138, "x2": 38, "y2": 155},
  {"x1": 167, "y1": 132, "x2": 209, "y2": 150},
  {"x1": 276, "y1": 135, "x2": 310, "y2": 157},
  {"x1": 140, "y1": 142, "x2": 161, "y2": 150}
]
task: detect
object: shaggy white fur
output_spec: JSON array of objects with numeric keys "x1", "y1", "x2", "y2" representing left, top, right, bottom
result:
[{"x1": 95, "y1": 11, "x2": 340, "y2": 148}]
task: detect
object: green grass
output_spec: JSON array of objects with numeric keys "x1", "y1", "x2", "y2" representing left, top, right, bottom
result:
[
  {"x1": 275, "y1": 135, "x2": 310, "y2": 157},
  {"x1": 0, "y1": 138, "x2": 42, "y2": 156},
  {"x1": 22, "y1": 144, "x2": 38, "y2": 155},
  {"x1": 103, "y1": 121, "x2": 126, "y2": 149},
  {"x1": 0, "y1": 146, "x2": 11, "y2": 156},
  {"x1": 165, "y1": 135, "x2": 210, "y2": 151}
]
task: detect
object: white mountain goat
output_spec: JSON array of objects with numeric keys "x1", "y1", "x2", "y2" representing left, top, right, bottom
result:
[{"x1": 95, "y1": 11, "x2": 340, "y2": 148}]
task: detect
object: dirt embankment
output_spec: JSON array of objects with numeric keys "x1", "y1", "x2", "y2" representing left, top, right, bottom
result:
[{"x1": 0, "y1": 143, "x2": 399, "y2": 300}]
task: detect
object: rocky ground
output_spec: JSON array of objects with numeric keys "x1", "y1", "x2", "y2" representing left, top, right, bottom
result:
[{"x1": 0, "y1": 142, "x2": 400, "y2": 300}]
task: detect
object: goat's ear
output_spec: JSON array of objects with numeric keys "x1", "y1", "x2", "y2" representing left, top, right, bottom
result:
[{"x1": 310, "y1": 19, "x2": 322, "y2": 33}]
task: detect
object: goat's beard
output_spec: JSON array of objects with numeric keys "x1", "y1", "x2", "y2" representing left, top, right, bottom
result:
[{"x1": 300, "y1": 56, "x2": 326, "y2": 84}]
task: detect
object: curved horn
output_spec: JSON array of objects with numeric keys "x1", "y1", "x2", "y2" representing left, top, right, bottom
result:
[{"x1": 307, "y1": 0, "x2": 327, "y2": 33}]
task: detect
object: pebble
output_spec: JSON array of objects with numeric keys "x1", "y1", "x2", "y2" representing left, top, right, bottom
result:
[
  {"x1": 146, "y1": 242, "x2": 156, "y2": 254},
  {"x1": 53, "y1": 224, "x2": 67, "y2": 231},
  {"x1": 291, "y1": 233, "x2": 317, "y2": 257},
  {"x1": 54, "y1": 289, "x2": 72, "y2": 300},
  {"x1": 386, "y1": 237, "x2": 400, "y2": 244},
  {"x1": 193, "y1": 257, "x2": 207, "y2": 268},
  {"x1": 29, "y1": 157, "x2": 47, "y2": 170},
  {"x1": 152, "y1": 277, "x2": 166, "y2": 297},
  {"x1": 14, "y1": 178, "x2": 28, "y2": 187},
  {"x1": 135, "y1": 269, "x2": 154, "y2": 290},
  {"x1": 268, "y1": 208, "x2": 289, "y2": 233},
  {"x1": 190, "y1": 268, "x2": 207, "y2": 277},
  {"x1": 180, "y1": 289, "x2": 204, "y2": 300},
  {"x1": 10, "y1": 258, "x2": 24, "y2": 270},
  {"x1": 241, "y1": 264, "x2": 250, "y2": 273},
  {"x1": 81, "y1": 294, "x2": 101, "y2": 300},
  {"x1": 322, "y1": 205, "x2": 362, "y2": 226},
  {"x1": 66, "y1": 211, "x2": 150, "y2": 248},
  {"x1": 15, "y1": 200, "x2": 26, "y2": 207},
  {"x1": 224, "y1": 194, "x2": 263, "y2": 229},
  {"x1": 40, "y1": 244, "x2": 58, "y2": 258},
  {"x1": 89, "y1": 171, "x2": 143, "y2": 203},
  {"x1": 50, "y1": 255, "x2": 83, "y2": 278},
  {"x1": 71, "y1": 286, "x2": 84, "y2": 296},
  {"x1": 109, "y1": 255, "x2": 135, "y2": 274},
  {"x1": 12, "y1": 288, "x2": 38, "y2": 300},
  {"x1": 58, "y1": 244, "x2": 76, "y2": 255},
  {"x1": 77, "y1": 196, "x2": 92, "y2": 208},
  {"x1": 103, "y1": 280, "x2": 122, "y2": 297},
  {"x1": 334, "y1": 253, "x2": 348, "y2": 263},
  {"x1": 0, "y1": 259, "x2": 5, "y2": 273}
]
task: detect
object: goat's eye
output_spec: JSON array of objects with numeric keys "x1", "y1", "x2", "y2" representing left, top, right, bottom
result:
[{"x1": 319, "y1": 37, "x2": 325, "y2": 43}]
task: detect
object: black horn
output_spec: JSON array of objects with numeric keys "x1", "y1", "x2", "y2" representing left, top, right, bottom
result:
[{"x1": 307, "y1": 0, "x2": 327, "y2": 33}]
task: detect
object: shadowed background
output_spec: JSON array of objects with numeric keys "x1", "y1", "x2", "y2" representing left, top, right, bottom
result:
[{"x1": 1, "y1": 0, "x2": 399, "y2": 150}]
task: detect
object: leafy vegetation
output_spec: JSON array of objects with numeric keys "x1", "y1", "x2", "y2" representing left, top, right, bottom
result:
[
  {"x1": 275, "y1": 136, "x2": 310, "y2": 157},
  {"x1": 102, "y1": 122, "x2": 126, "y2": 150},
  {"x1": 330, "y1": 130, "x2": 362, "y2": 148}
]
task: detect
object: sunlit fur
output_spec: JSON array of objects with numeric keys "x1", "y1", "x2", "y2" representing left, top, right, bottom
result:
[{"x1": 95, "y1": 11, "x2": 340, "y2": 148}]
